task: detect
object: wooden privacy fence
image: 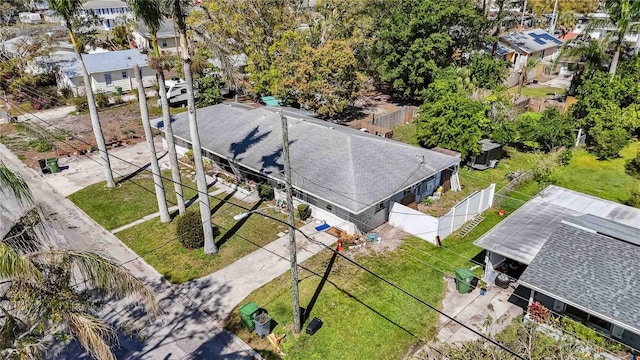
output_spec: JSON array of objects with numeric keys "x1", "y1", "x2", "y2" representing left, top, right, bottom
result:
[{"x1": 389, "y1": 184, "x2": 496, "y2": 245}]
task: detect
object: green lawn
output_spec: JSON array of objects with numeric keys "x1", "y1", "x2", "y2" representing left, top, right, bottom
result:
[
  {"x1": 550, "y1": 141, "x2": 640, "y2": 204},
  {"x1": 506, "y1": 86, "x2": 565, "y2": 98},
  {"x1": 225, "y1": 182, "x2": 541, "y2": 360},
  {"x1": 426, "y1": 147, "x2": 538, "y2": 216},
  {"x1": 393, "y1": 122, "x2": 419, "y2": 145},
  {"x1": 68, "y1": 170, "x2": 200, "y2": 230},
  {"x1": 115, "y1": 199, "x2": 292, "y2": 283}
]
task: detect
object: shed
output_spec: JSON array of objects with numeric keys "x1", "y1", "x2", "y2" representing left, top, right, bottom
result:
[{"x1": 468, "y1": 139, "x2": 502, "y2": 170}]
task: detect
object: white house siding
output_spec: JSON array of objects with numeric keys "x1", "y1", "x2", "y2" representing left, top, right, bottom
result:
[
  {"x1": 158, "y1": 37, "x2": 178, "y2": 54},
  {"x1": 89, "y1": 67, "x2": 155, "y2": 93}
]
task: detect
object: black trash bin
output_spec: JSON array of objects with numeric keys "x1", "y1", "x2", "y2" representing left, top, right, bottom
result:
[{"x1": 306, "y1": 317, "x2": 323, "y2": 335}]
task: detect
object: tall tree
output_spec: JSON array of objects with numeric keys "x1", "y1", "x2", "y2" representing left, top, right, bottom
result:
[
  {"x1": 0, "y1": 161, "x2": 157, "y2": 360},
  {"x1": 125, "y1": 0, "x2": 174, "y2": 220},
  {"x1": 416, "y1": 74, "x2": 491, "y2": 158},
  {"x1": 374, "y1": 0, "x2": 488, "y2": 99},
  {"x1": 527, "y1": 0, "x2": 599, "y2": 15},
  {"x1": 604, "y1": 0, "x2": 640, "y2": 74},
  {"x1": 47, "y1": 0, "x2": 116, "y2": 188},
  {"x1": 165, "y1": 0, "x2": 217, "y2": 254}
]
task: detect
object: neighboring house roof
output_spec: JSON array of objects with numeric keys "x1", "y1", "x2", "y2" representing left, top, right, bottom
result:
[
  {"x1": 479, "y1": 139, "x2": 501, "y2": 152},
  {"x1": 519, "y1": 219, "x2": 640, "y2": 334},
  {"x1": 152, "y1": 103, "x2": 460, "y2": 214},
  {"x1": 474, "y1": 185, "x2": 640, "y2": 265},
  {"x1": 82, "y1": 0, "x2": 127, "y2": 9},
  {"x1": 59, "y1": 49, "x2": 148, "y2": 79},
  {"x1": 135, "y1": 19, "x2": 176, "y2": 39},
  {"x1": 500, "y1": 28, "x2": 563, "y2": 55},
  {"x1": 486, "y1": 42, "x2": 515, "y2": 57},
  {"x1": 83, "y1": 49, "x2": 147, "y2": 73}
]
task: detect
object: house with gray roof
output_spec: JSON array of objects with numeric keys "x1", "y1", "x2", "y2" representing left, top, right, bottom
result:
[
  {"x1": 152, "y1": 103, "x2": 461, "y2": 233},
  {"x1": 132, "y1": 19, "x2": 180, "y2": 55},
  {"x1": 57, "y1": 49, "x2": 155, "y2": 96},
  {"x1": 475, "y1": 185, "x2": 640, "y2": 350},
  {"x1": 499, "y1": 28, "x2": 563, "y2": 71}
]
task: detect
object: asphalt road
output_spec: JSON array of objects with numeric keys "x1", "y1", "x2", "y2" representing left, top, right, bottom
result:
[{"x1": 0, "y1": 144, "x2": 260, "y2": 360}]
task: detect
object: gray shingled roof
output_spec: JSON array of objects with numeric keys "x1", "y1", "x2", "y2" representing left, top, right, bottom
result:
[
  {"x1": 519, "y1": 221, "x2": 640, "y2": 333},
  {"x1": 154, "y1": 103, "x2": 460, "y2": 214},
  {"x1": 474, "y1": 185, "x2": 640, "y2": 264},
  {"x1": 83, "y1": 49, "x2": 147, "y2": 73},
  {"x1": 136, "y1": 19, "x2": 176, "y2": 39}
]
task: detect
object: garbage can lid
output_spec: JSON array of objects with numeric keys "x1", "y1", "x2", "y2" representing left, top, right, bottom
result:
[
  {"x1": 239, "y1": 302, "x2": 260, "y2": 316},
  {"x1": 454, "y1": 268, "x2": 475, "y2": 279}
]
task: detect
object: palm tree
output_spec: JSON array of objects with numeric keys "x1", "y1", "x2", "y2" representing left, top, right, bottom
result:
[
  {"x1": 164, "y1": 0, "x2": 217, "y2": 254},
  {"x1": 560, "y1": 38, "x2": 610, "y2": 76},
  {"x1": 0, "y1": 161, "x2": 157, "y2": 360},
  {"x1": 126, "y1": 0, "x2": 186, "y2": 215},
  {"x1": 588, "y1": 0, "x2": 640, "y2": 74},
  {"x1": 47, "y1": 0, "x2": 116, "y2": 188}
]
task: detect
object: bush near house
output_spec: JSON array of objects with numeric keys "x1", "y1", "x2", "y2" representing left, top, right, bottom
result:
[
  {"x1": 259, "y1": 184, "x2": 274, "y2": 201},
  {"x1": 95, "y1": 91, "x2": 110, "y2": 109},
  {"x1": 72, "y1": 96, "x2": 89, "y2": 113},
  {"x1": 297, "y1": 203, "x2": 311, "y2": 220},
  {"x1": 175, "y1": 210, "x2": 210, "y2": 249}
]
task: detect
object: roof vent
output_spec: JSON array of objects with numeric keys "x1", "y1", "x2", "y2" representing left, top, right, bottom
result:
[{"x1": 328, "y1": 126, "x2": 334, "y2": 129}]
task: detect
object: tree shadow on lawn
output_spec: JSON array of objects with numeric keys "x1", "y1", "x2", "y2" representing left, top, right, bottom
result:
[
  {"x1": 214, "y1": 200, "x2": 263, "y2": 249},
  {"x1": 257, "y1": 254, "x2": 420, "y2": 339}
]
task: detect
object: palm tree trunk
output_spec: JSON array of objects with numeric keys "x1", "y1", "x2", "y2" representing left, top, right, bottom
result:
[
  {"x1": 75, "y1": 50, "x2": 116, "y2": 188},
  {"x1": 151, "y1": 34, "x2": 185, "y2": 215},
  {"x1": 609, "y1": 48, "x2": 621, "y2": 75},
  {"x1": 156, "y1": 70, "x2": 186, "y2": 214},
  {"x1": 179, "y1": 30, "x2": 217, "y2": 254},
  {"x1": 134, "y1": 64, "x2": 170, "y2": 223}
]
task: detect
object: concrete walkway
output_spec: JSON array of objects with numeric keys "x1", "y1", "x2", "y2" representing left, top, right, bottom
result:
[{"x1": 181, "y1": 222, "x2": 338, "y2": 322}]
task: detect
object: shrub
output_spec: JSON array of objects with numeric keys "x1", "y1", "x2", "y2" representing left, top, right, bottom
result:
[
  {"x1": 95, "y1": 91, "x2": 110, "y2": 109},
  {"x1": 297, "y1": 204, "x2": 311, "y2": 220},
  {"x1": 559, "y1": 148, "x2": 573, "y2": 166},
  {"x1": 175, "y1": 211, "x2": 205, "y2": 249},
  {"x1": 259, "y1": 184, "x2": 274, "y2": 200},
  {"x1": 184, "y1": 149, "x2": 194, "y2": 164},
  {"x1": 625, "y1": 152, "x2": 640, "y2": 178},
  {"x1": 28, "y1": 139, "x2": 52, "y2": 152},
  {"x1": 113, "y1": 95, "x2": 125, "y2": 105},
  {"x1": 60, "y1": 86, "x2": 73, "y2": 99},
  {"x1": 626, "y1": 184, "x2": 640, "y2": 208},
  {"x1": 72, "y1": 96, "x2": 89, "y2": 113}
]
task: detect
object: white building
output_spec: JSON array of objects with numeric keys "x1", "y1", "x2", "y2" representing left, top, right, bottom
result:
[
  {"x1": 58, "y1": 49, "x2": 155, "y2": 96},
  {"x1": 132, "y1": 19, "x2": 180, "y2": 55},
  {"x1": 81, "y1": 0, "x2": 132, "y2": 30},
  {"x1": 18, "y1": 12, "x2": 42, "y2": 24}
]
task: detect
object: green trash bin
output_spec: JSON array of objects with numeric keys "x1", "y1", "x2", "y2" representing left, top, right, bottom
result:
[
  {"x1": 115, "y1": 86, "x2": 122, "y2": 96},
  {"x1": 46, "y1": 157, "x2": 59, "y2": 173},
  {"x1": 454, "y1": 268, "x2": 475, "y2": 294},
  {"x1": 239, "y1": 302, "x2": 260, "y2": 331}
]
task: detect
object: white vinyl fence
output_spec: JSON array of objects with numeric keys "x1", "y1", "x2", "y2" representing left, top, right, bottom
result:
[{"x1": 389, "y1": 184, "x2": 495, "y2": 244}]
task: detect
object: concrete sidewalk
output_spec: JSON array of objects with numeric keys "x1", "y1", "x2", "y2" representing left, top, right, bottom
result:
[
  {"x1": 181, "y1": 222, "x2": 338, "y2": 322},
  {"x1": 0, "y1": 144, "x2": 260, "y2": 360}
]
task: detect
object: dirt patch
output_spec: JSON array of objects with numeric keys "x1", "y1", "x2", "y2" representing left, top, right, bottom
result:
[
  {"x1": 1, "y1": 102, "x2": 149, "y2": 170},
  {"x1": 346, "y1": 223, "x2": 409, "y2": 258}
]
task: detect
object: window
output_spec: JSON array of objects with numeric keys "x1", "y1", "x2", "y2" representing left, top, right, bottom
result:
[
  {"x1": 104, "y1": 74, "x2": 112, "y2": 85},
  {"x1": 161, "y1": 39, "x2": 168, "y2": 47},
  {"x1": 588, "y1": 315, "x2": 612, "y2": 332},
  {"x1": 326, "y1": 204, "x2": 332, "y2": 211},
  {"x1": 375, "y1": 202, "x2": 385, "y2": 213},
  {"x1": 121, "y1": 71, "x2": 127, "y2": 79}
]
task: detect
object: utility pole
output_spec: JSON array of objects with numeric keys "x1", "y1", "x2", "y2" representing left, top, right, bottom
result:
[
  {"x1": 520, "y1": 0, "x2": 528, "y2": 29},
  {"x1": 280, "y1": 111, "x2": 301, "y2": 334},
  {"x1": 548, "y1": 0, "x2": 559, "y2": 34}
]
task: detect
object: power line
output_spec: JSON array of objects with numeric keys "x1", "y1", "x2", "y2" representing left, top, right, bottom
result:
[{"x1": 397, "y1": 242, "x2": 638, "y2": 356}]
